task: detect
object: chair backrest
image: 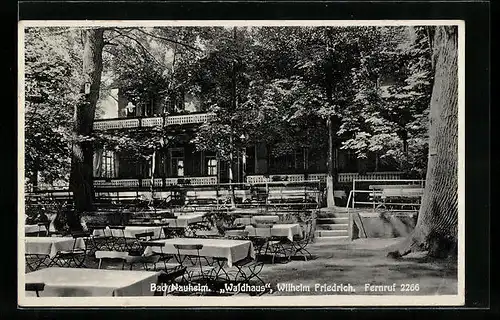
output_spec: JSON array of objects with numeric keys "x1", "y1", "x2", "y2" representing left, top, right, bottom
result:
[
  {"x1": 174, "y1": 244, "x2": 203, "y2": 250},
  {"x1": 25, "y1": 282, "x2": 45, "y2": 296},
  {"x1": 140, "y1": 241, "x2": 164, "y2": 248},
  {"x1": 173, "y1": 243, "x2": 203, "y2": 268},
  {"x1": 71, "y1": 231, "x2": 91, "y2": 239},
  {"x1": 86, "y1": 223, "x2": 107, "y2": 233},
  {"x1": 70, "y1": 231, "x2": 90, "y2": 251},
  {"x1": 135, "y1": 231, "x2": 155, "y2": 240}
]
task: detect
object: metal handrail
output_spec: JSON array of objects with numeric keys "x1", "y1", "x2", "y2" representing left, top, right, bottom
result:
[{"x1": 346, "y1": 188, "x2": 423, "y2": 211}]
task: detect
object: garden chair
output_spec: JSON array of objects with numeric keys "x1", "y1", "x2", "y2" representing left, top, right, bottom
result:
[
  {"x1": 289, "y1": 218, "x2": 315, "y2": 261},
  {"x1": 161, "y1": 219, "x2": 185, "y2": 238},
  {"x1": 37, "y1": 222, "x2": 49, "y2": 236},
  {"x1": 108, "y1": 225, "x2": 142, "y2": 252},
  {"x1": 140, "y1": 241, "x2": 186, "y2": 275},
  {"x1": 25, "y1": 282, "x2": 45, "y2": 297},
  {"x1": 233, "y1": 257, "x2": 266, "y2": 294},
  {"x1": 25, "y1": 253, "x2": 50, "y2": 272},
  {"x1": 127, "y1": 231, "x2": 155, "y2": 256},
  {"x1": 247, "y1": 223, "x2": 272, "y2": 257},
  {"x1": 48, "y1": 231, "x2": 89, "y2": 268},
  {"x1": 173, "y1": 244, "x2": 215, "y2": 287},
  {"x1": 252, "y1": 223, "x2": 291, "y2": 264},
  {"x1": 153, "y1": 268, "x2": 188, "y2": 296},
  {"x1": 85, "y1": 222, "x2": 112, "y2": 252}
]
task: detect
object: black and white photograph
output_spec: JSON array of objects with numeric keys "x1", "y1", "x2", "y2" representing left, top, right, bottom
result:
[{"x1": 18, "y1": 20, "x2": 464, "y2": 307}]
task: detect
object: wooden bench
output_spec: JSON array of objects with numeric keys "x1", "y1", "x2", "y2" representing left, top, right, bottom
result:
[
  {"x1": 375, "y1": 186, "x2": 424, "y2": 211},
  {"x1": 185, "y1": 190, "x2": 231, "y2": 206},
  {"x1": 368, "y1": 184, "x2": 422, "y2": 201},
  {"x1": 266, "y1": 187, "x2": 320, "y2": 206}
]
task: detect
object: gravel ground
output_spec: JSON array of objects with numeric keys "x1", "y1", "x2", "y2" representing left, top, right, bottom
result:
[{"x1": 25, "y1": 237, "x2": 457, "y2": 297}]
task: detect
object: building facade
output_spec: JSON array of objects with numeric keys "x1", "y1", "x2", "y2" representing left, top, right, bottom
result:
[{"x1": 92, "y1": 89, "x2": 401, "y2": 189}]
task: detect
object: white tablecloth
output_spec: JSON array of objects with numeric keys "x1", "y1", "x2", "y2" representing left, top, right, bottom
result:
[
  {"x1": 234, "y1": 215, "x2": 280, "y2": 225},
  {"x1": 25, "y1": 225, "x2": 48, "y2": 234},
  {"x1": 24, "y1": 267, "x2": 161, "y2": 297},
  {"x1": 161, "y1": 213, "x2": 205, "y2": 228},
  {"x1": 24, "y1": 237, "x2": 86, "y2": 258},
  {"x1": 145, "y1": 238, "x2": 255, "y2": 267},
  {"x1": 93, "y1": 226, "x2": 164, "y2": 239},
  {"x1": 245, "y1": 223, "x2": 301, "y2": 241}
]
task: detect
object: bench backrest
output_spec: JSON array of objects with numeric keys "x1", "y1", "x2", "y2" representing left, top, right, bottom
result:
[
  {"x1": 369, "y1": 184, "x2": 423, "y2": 190},
  {"x1": 382, "y1": 188, "x2": 424, "y2": 198}
]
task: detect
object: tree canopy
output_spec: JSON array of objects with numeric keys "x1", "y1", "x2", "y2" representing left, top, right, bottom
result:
[{"x1": 24, "y1": 25, "x2": 434, "y2": 187}]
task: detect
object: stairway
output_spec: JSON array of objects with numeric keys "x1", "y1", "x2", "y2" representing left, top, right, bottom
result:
[{"x1": 314, "y1": 207, "x2": 350, "y2": 242}]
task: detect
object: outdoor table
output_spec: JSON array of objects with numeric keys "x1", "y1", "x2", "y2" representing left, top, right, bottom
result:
[
  {"x1": 161, "y1": 213, "x2": 205, "y2": 228},
  {"x1": 144, "y1": 237, "x2": 255, "y2": 267},
  {"x1": 92, "y1": 226, "x2": 164, "y2": 239},
  {"x1": 234, "y1": 215, "x2": 280, "y2": 225},
  {"x1": 245, "y1": 223, "x2": 301, "y2": 242},
  {"x1": 248, "y1": 211, "x2": 293, "y2": 222},
  {"x1": 24, "y1": 267, "x2": 162, "y2": 297},
  {"x1": 25, "y1": 237, "x2": 85, "y2": 259},
  {"x1": 25, "y1": 224, "x2": 47, "y2": 234}
]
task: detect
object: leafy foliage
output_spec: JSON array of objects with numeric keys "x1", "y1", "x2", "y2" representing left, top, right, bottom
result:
[
  {"x1": 340, "y1": 26, "x2": 432, "y2": 177},
  {"x1": 24, "y1": 27, "x2": 83, "y2": 187},
  {"x1": 25, "y1": 25, "x2": 433, "y2": 188}
]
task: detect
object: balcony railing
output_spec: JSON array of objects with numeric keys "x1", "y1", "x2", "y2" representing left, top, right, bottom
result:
[
  {"x1": 93, "y1": 176, "x2": 218, "y2": 189},
  {"x1": 93, "y1": 112, "x2": 215, "y2": 131},
  {"x1": 246, "y1": 172, "x2": 403, "y2": 184}
]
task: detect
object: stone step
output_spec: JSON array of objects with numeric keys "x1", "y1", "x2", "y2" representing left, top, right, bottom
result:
[
  {"x1": 316, "y1": 211, "x2": 349, "y2": 218},
  {"x1": 319, "y1": 206, "x2": 350, "y2": 213},
  {"x1": 313, "y1": 236, "x2": 350, "y2": 243},
  {"x1": 316, "y1": 217, "x2": 348, "y2": 224},
  {"x1": 315, "y1": 223, "x2": 349, "y2": 230},
  {"x1": 315, "y1": 230, "x2": 348, "y2": 237}
]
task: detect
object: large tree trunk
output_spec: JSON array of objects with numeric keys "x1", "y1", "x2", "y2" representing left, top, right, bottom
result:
[
  {"x1": 388, "y1": 26, "x2": 458, "y2": 259},
  {"x1": 69, "y1": 28, "x2": 104, "y2": 225},
  {"x1": 326, "y1": 116, "x2": 336, "y2": 208}
]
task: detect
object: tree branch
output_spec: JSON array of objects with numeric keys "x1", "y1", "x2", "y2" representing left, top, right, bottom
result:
[
  {"x1": 109, "y1": 29, "x2": 167, "y2": 70},
  {"x1": 131, "y1": 28, "x2": 203, "y2": 53}
]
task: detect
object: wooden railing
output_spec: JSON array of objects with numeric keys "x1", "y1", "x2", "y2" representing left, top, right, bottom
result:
[
  {"x1": 338, "y1": 172, "x2": 403, "y2": 182},
  {"x1": 93, "y1": 176, "x2": 217, "y2": 189},
  {"x1": 246, "y1": 172, "x2": 403, "y2": 184},
  {"x1": 93, "y1": 112, "x2": 215, "y2": 131}
]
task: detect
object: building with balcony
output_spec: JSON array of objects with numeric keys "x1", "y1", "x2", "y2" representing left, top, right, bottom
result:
[{"x1": 92, "y1": 88, "x2": 402, "y2": 190}]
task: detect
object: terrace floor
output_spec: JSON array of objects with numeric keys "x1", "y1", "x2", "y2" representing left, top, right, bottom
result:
[
  {"x1": 260, "y1": 237, "x2": 458, "y2": 296},
  {"x1": 32, "y1": 237, "x2": 456, "y2": 296}
]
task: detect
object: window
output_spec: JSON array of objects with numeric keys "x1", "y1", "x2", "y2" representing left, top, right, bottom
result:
[
  {"x1": 170, "y1": 148, "x2": 185, "y2": 177},
  {"x1": 102, "y1": 150, "x2": 115, "y2": 178},
  {"x1": 206, "y1": 157, "x2": 217, "y2": 176}
]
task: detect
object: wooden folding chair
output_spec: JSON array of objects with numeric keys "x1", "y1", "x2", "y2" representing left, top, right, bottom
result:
[
  {"x1": 173, "y1": 244, "x2": 214, "y2": 285},
  {"x1": 49, "y1": 232, "x2": 89, "y2": 268},
  {"x1": 25, "y1": 282, "x2": 45, "y2": 297}
]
